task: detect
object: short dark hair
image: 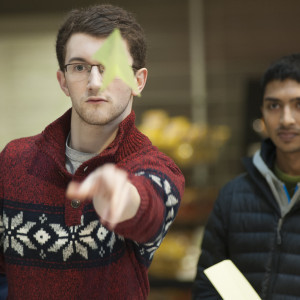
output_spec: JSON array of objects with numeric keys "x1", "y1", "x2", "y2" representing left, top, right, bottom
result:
[
  {"x1": 261, "y1": 53, "x2": 300, "y2": 95},
  {"x1": 56, "y1": 4, "x2": 147, "y2": 71}
]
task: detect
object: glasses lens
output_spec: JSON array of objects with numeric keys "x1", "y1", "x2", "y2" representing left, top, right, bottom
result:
[
  {"x1": 66, "y1": 63, "x2": 89, "y2": 81},
  {"x1": 65, "y1": 63, "x2": 107, "y2": 81}
]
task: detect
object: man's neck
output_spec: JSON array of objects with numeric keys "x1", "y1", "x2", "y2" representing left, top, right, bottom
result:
[
  {"x1": 69, "y1": 116, "x2": 118, "y2": 154},
  {"x1": 276, "y1": 150, "x2": 300, "y2": 176}
]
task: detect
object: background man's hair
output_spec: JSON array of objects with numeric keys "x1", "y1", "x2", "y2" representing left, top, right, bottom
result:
[
  {"x1": 56, "y1": 4, "x2": 147, "y2": 71},
  {"x1": 261, "y1": 53, "x2": 300, "y2": 95}
]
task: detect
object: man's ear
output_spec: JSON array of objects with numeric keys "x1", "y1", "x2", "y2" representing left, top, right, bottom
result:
[
  {"x1": 132, "y1": 68, "x2": 148, "y2": 96},
  {"x1": 57, "y1": 70, "x2": 70, "y2": 97}
]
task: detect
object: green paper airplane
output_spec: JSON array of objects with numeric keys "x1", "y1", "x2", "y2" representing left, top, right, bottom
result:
[{"x1": 93, "y1": 28, "x2": 140, "y2": 96}]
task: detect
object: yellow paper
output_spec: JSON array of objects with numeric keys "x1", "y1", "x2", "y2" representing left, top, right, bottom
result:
[
  {"x1": 92, "y1": 28, "x2": 140, "y2": 96},
  {"x1": 204, "y1": 260, "x2": 261, "y2": 300}
]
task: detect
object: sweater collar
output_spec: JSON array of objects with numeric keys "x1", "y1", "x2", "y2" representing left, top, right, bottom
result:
[{"x1": 35, "y1": 109, "x2": 151, "y2": 170}]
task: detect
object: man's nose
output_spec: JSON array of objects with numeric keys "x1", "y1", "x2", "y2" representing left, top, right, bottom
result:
[
  {"x1": 281, "y1": 106, "x2": 295, "y2": 127},
  {"x1": 87, "y1": 66, "x2": 102, "y2": 90}
]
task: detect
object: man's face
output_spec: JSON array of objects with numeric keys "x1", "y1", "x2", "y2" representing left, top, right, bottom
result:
[
  {"x1": 262, "y1": 79, "x2": 300, "y2": 155},
  {"x1": 57, "y1": 33, "x2": 145, "y2": 127}
]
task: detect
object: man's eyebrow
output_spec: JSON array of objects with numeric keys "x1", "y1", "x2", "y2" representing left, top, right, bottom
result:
[
  {"x1": 263, "y1": 97, "x2": 280, "y2": 102},
  {"x1": 264, "y1": 97, "x2": 300, "y2": 101},
  {"x1": 67, "y1": 57, "x2": 87, "y2": 63}
]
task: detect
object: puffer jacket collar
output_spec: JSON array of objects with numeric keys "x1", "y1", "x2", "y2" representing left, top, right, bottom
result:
[
  {"x1": 242, "y1": 139, "x2": 281, "y2": 214},
  {"x1": 243, "y1": 138, "x2": 300, "y2": 217}
]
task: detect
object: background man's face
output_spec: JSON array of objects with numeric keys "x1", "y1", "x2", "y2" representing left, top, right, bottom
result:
[{"x1": 262, "y1": 78, "x2": 300, "y2": 155}]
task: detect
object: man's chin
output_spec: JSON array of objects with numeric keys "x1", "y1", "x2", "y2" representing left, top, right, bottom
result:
[{"x1": 277, "y1": 144, "x2": 300, "y2": 154}]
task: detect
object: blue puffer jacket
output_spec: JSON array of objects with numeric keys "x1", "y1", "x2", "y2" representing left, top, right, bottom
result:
[{"x1": 192, "y1": 139, "x2": 300, "y2": 300}]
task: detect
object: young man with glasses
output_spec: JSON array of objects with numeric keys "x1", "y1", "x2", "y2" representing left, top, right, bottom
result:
[{"x1": 0, "y1": 4, "x2": 184, "y2": 299}]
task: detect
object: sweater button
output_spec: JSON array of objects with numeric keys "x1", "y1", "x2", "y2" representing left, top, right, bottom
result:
[{"x1": 71, "y1": 199, "x2": 81, "y2": 209}]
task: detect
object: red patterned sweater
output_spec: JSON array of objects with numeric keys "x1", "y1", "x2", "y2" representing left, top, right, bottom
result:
[{"x1": 0, "y1": 109, "x2": 184, "y2": 300}]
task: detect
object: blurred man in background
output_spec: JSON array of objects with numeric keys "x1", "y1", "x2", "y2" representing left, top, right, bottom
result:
[
  {"x1": 0, "y1": 4, "x2": 184, "y2": 299},
  {"x1": 193, "y1": 53, "x2": 300, "y2": 299}
]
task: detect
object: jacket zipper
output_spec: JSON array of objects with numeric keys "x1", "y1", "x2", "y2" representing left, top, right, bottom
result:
[{"x1": 276, "y1": 217, "x2": 283, "y2": 245}]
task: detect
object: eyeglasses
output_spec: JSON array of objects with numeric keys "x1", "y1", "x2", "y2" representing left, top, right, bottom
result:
[
  {"x1": 64, "y1": 62, "x2": 139, "y2": 82},
  {"x1": 64, "y1": 63, "x2": 105, "y2": 82}
]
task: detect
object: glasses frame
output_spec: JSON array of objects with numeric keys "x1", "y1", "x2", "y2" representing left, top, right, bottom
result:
[
  {"x1": 64, "y1": 63, "x2": 105, "y2": 74},
  {"x1": 63, "y1": 62, "x2": 140, "y2": 82},
  {"x1": 64, "y1": 63, "x2": 139, "y2": 73}
]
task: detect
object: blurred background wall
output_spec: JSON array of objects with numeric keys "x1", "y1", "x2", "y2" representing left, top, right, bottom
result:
[{"x1": 2, "y1": 0, "x2": 300, "y2": 299}]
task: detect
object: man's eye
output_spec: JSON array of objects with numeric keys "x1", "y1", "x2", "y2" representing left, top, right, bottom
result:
[
  {"x1": 99, "y1": 65, "x2": 105, "y2": 74},
  {"x1": 74, "y1": 64, "x2": 87, "y2": 72},
  {"x1": 269, "y1": 103, "x2": 279, "y2": 110}
]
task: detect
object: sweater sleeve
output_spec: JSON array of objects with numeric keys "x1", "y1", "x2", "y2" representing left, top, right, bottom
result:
[
  {"x1": 0, "y1": 147, "x2": 8, "y2": 300},
  {"x1": 0, "y1": 148, "x2": 5, "y2": 274},
  {"x1": 192, "y1": 185, "x2": 232, "y2": 299},
  {"x1": 115, "y1": 150, "x2": 185, "y2": 264}
]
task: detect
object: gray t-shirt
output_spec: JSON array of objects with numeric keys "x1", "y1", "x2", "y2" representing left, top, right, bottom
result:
[{"x1": 65, "y1": 133, "x2": 98, "y2": 174}]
